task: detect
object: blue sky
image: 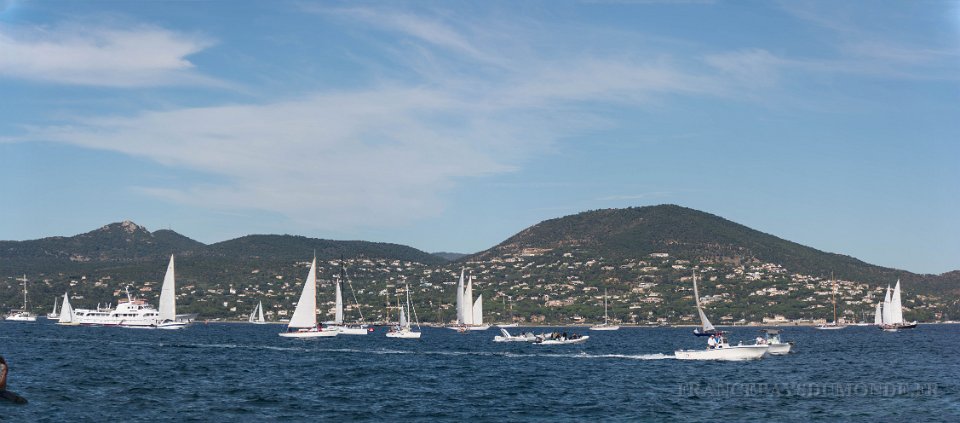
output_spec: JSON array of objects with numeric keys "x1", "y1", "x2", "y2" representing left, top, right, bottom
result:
[{"x1": 1, "y1": 1, "x2": 958, "y2": 274}]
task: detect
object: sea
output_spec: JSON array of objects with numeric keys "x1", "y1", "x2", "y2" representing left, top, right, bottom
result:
[{"x1": 1, "y1": 322, "x2": 958, "y2": 422}]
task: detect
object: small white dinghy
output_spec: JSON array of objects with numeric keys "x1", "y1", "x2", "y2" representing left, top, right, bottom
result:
[{"x1": 493, "y1": 328, "x2": 536, "y2": 342}]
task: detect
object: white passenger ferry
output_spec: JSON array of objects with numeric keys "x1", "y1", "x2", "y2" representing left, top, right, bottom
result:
[{"x1": 73, "y1": 289, "x2": 161, "y2": 328}]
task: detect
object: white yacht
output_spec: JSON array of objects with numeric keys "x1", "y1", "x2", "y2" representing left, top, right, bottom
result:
[
  {"x1": 72, "y1": 288, "x2": 161, "y2": 328},
  {"x1": 47, "y1": 296, "x2": 60, "y2": 320},
  {"x1": 386, "y1": 281, "x2": 421, "y2": 339},
  {"x1": 877, "y1": 280, "x2": 918, "y2": 331},
  {"x1": 248, "y1": 301, "x2": 267, "y2": 324},
  {"x1": 57, "y1": 292, "x2": 79, "y2": 326},
  {"x1": 6, "y1": 275, "x2": 37, "y2": 322},
  {"x1": 280, "y1": 257, "x2": 338, "y2": 338},
  {"x1": 589, "y1": 288, "x2": 619, "y2": 331},
  {"x1": 815, "y1": 274, "x2": 847, "y2": 330},
  {"x1": 326, "y1": 260, "x2": 372, "y2": 335},
  {"x1": 447, "y1": 268, "x2": 489, "y2": 331},
  {"x1": 72, "y1": 255, "x2": 193, "y2": 329}
]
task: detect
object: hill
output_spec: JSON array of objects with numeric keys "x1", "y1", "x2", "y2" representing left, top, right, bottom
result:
[{"x1": 472, "y1": 205, "x2": 957, "y2": 295}]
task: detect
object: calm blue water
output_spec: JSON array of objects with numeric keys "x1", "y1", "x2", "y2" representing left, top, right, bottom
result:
[{"x1": 1, "y1": 322, "x2": 958, "y2": 422}]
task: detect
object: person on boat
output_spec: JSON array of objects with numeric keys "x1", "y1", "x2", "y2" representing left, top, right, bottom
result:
[
  {"x1": 0, "y1": 356, "x2": 26, "y2": 404},
  {"x1": 0, "y1": 356, "x2": 7, "y2": 392},
  {"x1": 755, "y1": 336, "x2": 766, "y2": 345},
  {"x1": 707, "y1": 335, "x2": 717, "y2": 349}
]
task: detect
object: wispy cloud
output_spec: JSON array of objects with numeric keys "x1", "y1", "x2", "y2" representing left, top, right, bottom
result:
[{"x1": 0, "y1": 23, "x2": 217, "y2": 87}]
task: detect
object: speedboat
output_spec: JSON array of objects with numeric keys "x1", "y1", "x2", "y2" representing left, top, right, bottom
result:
[
  {"x1": 533, "y1": 332, "x2": 589, "y2": 345},
  {"x1": 674, "y1": 343, "x2": 769, "y2": 361},
  {"x1": 755, "y1": 329, "x2": 793, "y2": 355},
  {"x1": 675, "y1": 333, "x2": 769, "y2": 360},
  {"x1": 493, "y1": 328, "x2": 536, "y2": 342}
]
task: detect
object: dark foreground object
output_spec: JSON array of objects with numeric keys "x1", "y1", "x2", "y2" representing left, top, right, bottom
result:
[{"x1": 1, "y1": 390, "x2": 28, "y2": 405}]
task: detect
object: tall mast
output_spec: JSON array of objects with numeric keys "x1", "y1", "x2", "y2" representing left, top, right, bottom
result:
[{"x1": 831, "y1": 273, "x2": 838, "y2": 324}]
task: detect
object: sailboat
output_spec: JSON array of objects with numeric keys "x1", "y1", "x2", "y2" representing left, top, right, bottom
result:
[
  {"x1": 690, "y1": 271, "x2": 717, "y2": 336},
  {"x1": 155, "y1": 254, "x2": 190, "y2": 329},
  {"x1": 447, "y1": 268, "x2": 489, "y2": 331},
  {"x1": 5, "y1": 275, "x2": 37, "y2": 322},
  {"x1": 47, "y1": 296, "x2": 60, "y2": 320},
  {"x1": 589, "y1": 288, "x2": 620, "y2": 331},
  {"x1": 815, "y1": 274, "x2": 847, "y2": 330},
  {"x1": 386, "y1": 281, "x2": 421, "y2": 339},
  {"x1": 57, "y1": 292, "x2": 79, "y2": 326},
  {"x1": 280, "y1": 257, "x2": 338, "y2": 338},
  {"x1": 876, "y1": 280, "x2": 918, "y2": 332},
  {"x1": 248, "y1": 301, "x2": 267, "y2": 324},
  {"x1": 326, "y1": 260, "x2": 371, "y2": 335}
]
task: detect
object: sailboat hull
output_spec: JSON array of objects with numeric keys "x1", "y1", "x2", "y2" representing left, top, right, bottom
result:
[
  {"x1": 385, "y1": 330, "x2": 421, "y2": 339},
  {"x1": 693, "y1": 329, "x2": 719, "y2": 337},
  {"x1": 447, "y1": 324, "x2": 490, "y2": 331},
  {"x1": 814, "y1": 324, "x2": 847, "y2": 330},
  {"x1": 5, "y1": 313, "x2": 37, "y2": 322},
  {"x1": 879, "y1": 322, "x2": 918, "y2": 331},
  {"x1": 589, "y1": 324, "x2": 620, "y2": 331},
  {"x1": 279, "y1": 327, "x2": 338, "y2": 338},
  {"x1": 331, "y1": 325, "x2": 371, "y2": 335}
]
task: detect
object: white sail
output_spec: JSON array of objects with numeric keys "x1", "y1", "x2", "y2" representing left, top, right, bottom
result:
[
  {"x1": 158, "y1": 254, "x2": 177, "y2": 322},
  {"x1": 464, "y1": 275, "x2": 475, "y2": 325},
  {"x1": 874, "y1": 301, "x2": 883, "y2": 325},
  {"x1": 692, "y1": 271, "x2": 715, "y2": 332},
  {"x1": 698, "y1": 308, "x2": 716, "y2": 332},
  {"x1": 52, "y1": 296, "x2": 59, "y2": 315},
  {"x1": 335, "y1": 280, "x2": 344, "y2": 325},
  {"x1": 882, "y1": 286, "x2": 893, "y2": 325},
  {"x1": 399, "y1": 306, "x2": 408, "y2": 329},
  {"x1": 58, "y1": 292, "x2": 74, "y2": 323},
  {"x1": 693, "y1": 271, "x2": 702, "y2": 309},
  {"x1": 248, "y1": 302, "x2": 259, "y2": 323},
  {"x1": 258, "y1": 300, "x2": 265, "y2": 323},
  {"x1": 287, "y1": 258, "x2": 318, "y2": 329},
  {"x1": 455, "y1": 268, "x2": 465, "y2": 325},
  {"x1": 472, "y1": 294, "x2": 483, "y2": 325},
  {"x1": 890, "y1": 280, "x2": 904, "y2": 324}
]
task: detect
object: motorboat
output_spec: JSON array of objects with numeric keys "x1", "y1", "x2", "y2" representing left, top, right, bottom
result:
[
  {"x1": 533, "y1": 332, "x2": 588, "y2": 345},
  {"x1": 493, "y1": 328, "x2": 536, "y2": 342},
  {"x1": 674, "y1": 343, "x2": 769, "y2": 361},
  {"x1": 71, "y1": 256, "x2": 194, "y2": 329},
  {"x1": 755, "y1": 329, "x2": 793, "y2": 355}
]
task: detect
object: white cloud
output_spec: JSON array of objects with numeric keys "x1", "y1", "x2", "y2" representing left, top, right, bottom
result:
[{"x1": 0, "y1": 23, "x2": 216, "y2": 87}]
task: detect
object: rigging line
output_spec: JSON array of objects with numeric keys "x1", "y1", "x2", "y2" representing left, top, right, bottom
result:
[{"x1": 342, "y1": 259, "x2": 366, "y2": 322}]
